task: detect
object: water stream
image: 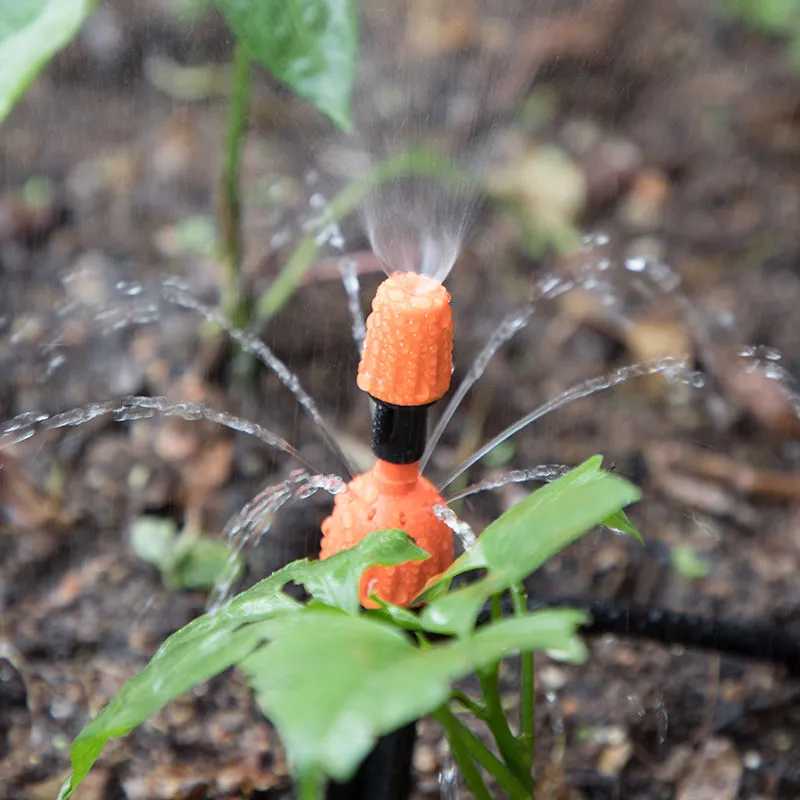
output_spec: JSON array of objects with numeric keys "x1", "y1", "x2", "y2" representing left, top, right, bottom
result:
[
  {"x1": 0, "y1": 395, "x2": 317, "y2": 470},
  {"x1": 420, "y1": 248, "x2": 693, "y2": 476},
  {"x1": 161, "y1": 280, "x2": 355, "y2": 478},
  {"x1": 439, "y1": 356, "x2": 700, "y2": 491},
  {"x1": 337, "y1": 257, "x2": 367, "y2": 355},
  {"x1": 208, "y1": 469, "x2": 346, "y2": 611},
  {"x1": 445, "y1": 464, "x2": 569, "y2": 503},
  {"x1": 434, "y1": 505, "x2": 477, "y2": 552}
]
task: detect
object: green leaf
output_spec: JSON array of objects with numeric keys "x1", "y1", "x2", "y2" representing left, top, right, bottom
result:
[
  {"x1": 724, "y1": 0, "x2": 800, "y2": 35},
  {"x1": 58, "y1": 565, "x2": 301, "y2": 799},
  {"x1": 166, "y1": 535, "x2": 244, "y2": 590},
  {"x1": 420, "y1": 456, "x2": 641, "y2": 636},
  {"x1": 241, "y1": 607, "x2": 587, "y2": 781},
  {"x1": 130, "y1": 515, "x2": 177, "y2": 568},
  {"x1": 59, "y1": 530, "x2": 424, "y2": 798},
  {"x1": 211, "y1": 0, "x2": 358, "y2": 130},
  {"x1": 603, "y1": 509, "x2": 644, "y2": 544},
  {"x1": 293, "y1": 529, "x2": 429, "y2": 615},
  {"x1": 130, "y1": 517, "x2": 245, "y2": 591},
  {"x1": 367, "y1": 594, "x2": 426, "y2": 631},
  {"x1": 671, "y1": 545, "x2": 710, "y2": 580},
  {"x1": 0, "y1": 0, "x2": 95, "y2": 123}
]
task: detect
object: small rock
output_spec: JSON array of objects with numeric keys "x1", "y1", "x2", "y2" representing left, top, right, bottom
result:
[{"x1": 676, "y1": 738, "x2": 742, "y2": 800}]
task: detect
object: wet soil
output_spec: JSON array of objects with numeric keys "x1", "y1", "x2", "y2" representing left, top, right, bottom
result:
[{"x1": 3, "y1": 1, "x2": 800, "y2": 798}]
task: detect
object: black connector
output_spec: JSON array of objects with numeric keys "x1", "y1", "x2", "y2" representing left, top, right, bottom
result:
[{"x1": 371, "y1": 398, "x2": 429, "y2": 464}]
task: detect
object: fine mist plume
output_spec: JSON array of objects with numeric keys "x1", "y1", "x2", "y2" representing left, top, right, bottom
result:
[{"x1": 354, "y1": 0, "x2": 535, "y2": 283}]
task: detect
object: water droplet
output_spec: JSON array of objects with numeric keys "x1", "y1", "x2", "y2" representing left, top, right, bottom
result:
[
  {"x1": 434, "y1": 505, "x2": 476, "y2": 550},
  {"x1": 690, "y1": 372, "x2": 706, "y2": 389},
  {"x1": 625, "y1": 257, "x2": 647, "y2": 273},
  {"x1": 764, "y1": 363, "x2": 784, "y2": 380},
  {"x1": 270, "y1": 229, "x2": 291, "y2": 250}
]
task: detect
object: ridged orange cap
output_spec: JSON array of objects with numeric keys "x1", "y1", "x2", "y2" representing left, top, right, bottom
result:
[
  {"x1": 319, "y1": 460, "x2": 454, "y2": 607},
  {"x1": 357, "y1": 272, "x2": 453, "y2": 406}
]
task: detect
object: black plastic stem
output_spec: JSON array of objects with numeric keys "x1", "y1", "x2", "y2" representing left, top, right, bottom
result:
[
  {"x1": 326, "y1": 723, "x2": 416, "y2": 800},
  {"x1": 371, "y1": 398, "x2": 429, "y2": 464}
]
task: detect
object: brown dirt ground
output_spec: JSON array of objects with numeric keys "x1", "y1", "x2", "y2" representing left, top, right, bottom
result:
[{"x1": 3, "y1": 1, "x2": 800, "y2": 798}]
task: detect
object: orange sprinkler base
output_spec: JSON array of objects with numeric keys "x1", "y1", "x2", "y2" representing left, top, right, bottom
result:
[{"x1": 320, "y1": 460, "x2": 454, "y2": 607}]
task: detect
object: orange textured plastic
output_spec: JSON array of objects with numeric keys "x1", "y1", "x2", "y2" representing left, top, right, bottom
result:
[
  {"x1": 320, "y1": 460, "x2": 454, "y2": 607},
  {"x1": 357, "y1": 272, "x2": 453, "y2": 406}
]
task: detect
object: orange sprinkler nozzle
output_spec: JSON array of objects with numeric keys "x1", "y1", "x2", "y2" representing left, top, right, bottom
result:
[
  {"x1": 320, "y1": 459, "x2": 453, "y2": 607},
  {"x1": 357, "y1": 272, "x2": 453, "y2": 407},
  {"x1": 319, "y1": 270, "x2": 457, "y2": 606}
]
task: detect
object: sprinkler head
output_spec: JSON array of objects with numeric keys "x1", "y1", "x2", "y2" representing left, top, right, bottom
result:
[
  {"x1": 319, "y1": 271, "x2": 456, "y2": 607},
  {"x1": 357, "y1": 272, "x2": 453, "y2": 407},
  {"x1": 320, "y1": 460, "x2": 453, "y2": 607}
]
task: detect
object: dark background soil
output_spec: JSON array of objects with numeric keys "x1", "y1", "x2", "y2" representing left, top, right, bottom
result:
[{"x1": 2, "y1": 1, "x2": 800, "y2": 798}]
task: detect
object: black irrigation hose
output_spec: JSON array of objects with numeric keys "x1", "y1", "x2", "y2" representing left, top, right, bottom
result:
[
  {"x1": 479, "y1": 595, "x2": 800, "y2": 675},
  {"x1": 529, "y1": 595, "x2": 800, "y2": 675}
]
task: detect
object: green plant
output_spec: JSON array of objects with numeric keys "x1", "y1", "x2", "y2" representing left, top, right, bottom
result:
[
  {"x1": 0, "y1": 0, "x2": 360, "y2": 324},
  {"x1": 0, "y1": 1, "x2": 357, "y2": 130},
  {"x1": 130, "y1": 515, "x2": 243, "y2": 590},
  {"x1": 1, "y1": 2, "x2": 473, "y2": 330},
  {"x1": 59, "y1": 455, "x2": 641, "y2": 799},
  {"x1": 722, "y1": 0, "x2": 800, "y2": 68},
  {"x1": 211, "y1": 0, "x2": 359, "y2": 323},
  {"x1": 0, "y1": 0, "x2": 96, "y2": 121}
]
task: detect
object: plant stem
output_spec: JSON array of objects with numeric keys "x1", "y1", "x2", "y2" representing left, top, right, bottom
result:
[
  {"x1": 477, "y1": 593, "x2": 533, "y2": 791},
  {"x1": 255, "y1": 147, "x2": 473, "y2": 323},
  {"x1": 297, "y1": 768, "x2": 324, "y2": 800},
  {"x1": 478, "y1": 665, "x2": 533, "y2": 792},
  {"x1": 434, "y1": 707, "x2": 493, "y2": 800},
  {"x1": 451, "y1": 689, "x2": 488, "y2": 721},
  {"x1": 435, "y1": 706, "x2": 530, "y2": 800},
  {"x1": 491, "y1": 592, "x2": 503, "y2": 622},
  {"x1": 512, "y1": 583, "x2": 535, "y2": 780},
  {"x1": 218, "y1": 41, "x2": 251, "y2": 325}
]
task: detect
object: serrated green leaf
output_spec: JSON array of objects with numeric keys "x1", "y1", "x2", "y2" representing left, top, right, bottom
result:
[
  {"x1": 211, "y1": 0, "x2": 358, "y2": 130},
  {"x1": 420, "y1": 456, "x2": 641, "y2": 636},
  {"x1": 0, "y1": 0, "x2": 95, "y2": 123},
  {"x1": 241, "y1": 608, "x2": 586, "y2": 781},
  {"x1": 59, "y1": 530, "x2": 424, "y2": 798}
]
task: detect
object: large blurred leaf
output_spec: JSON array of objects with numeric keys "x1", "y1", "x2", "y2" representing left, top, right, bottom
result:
[
  {"x1": 0, "y1": 0, "x2": 95, "y2": 122},
  {"x1": 242, "y1": 607, "x2": 587, "y2": 782},
  {"x1": 59, "y1": 530, "x2": 425, "y2": 799},
  {"x1": 420, "y1": 456, "x2": 641, "y2": 636},
  {"x1": 212, "y1": 0, "x2": 358, "y2": 130}
]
